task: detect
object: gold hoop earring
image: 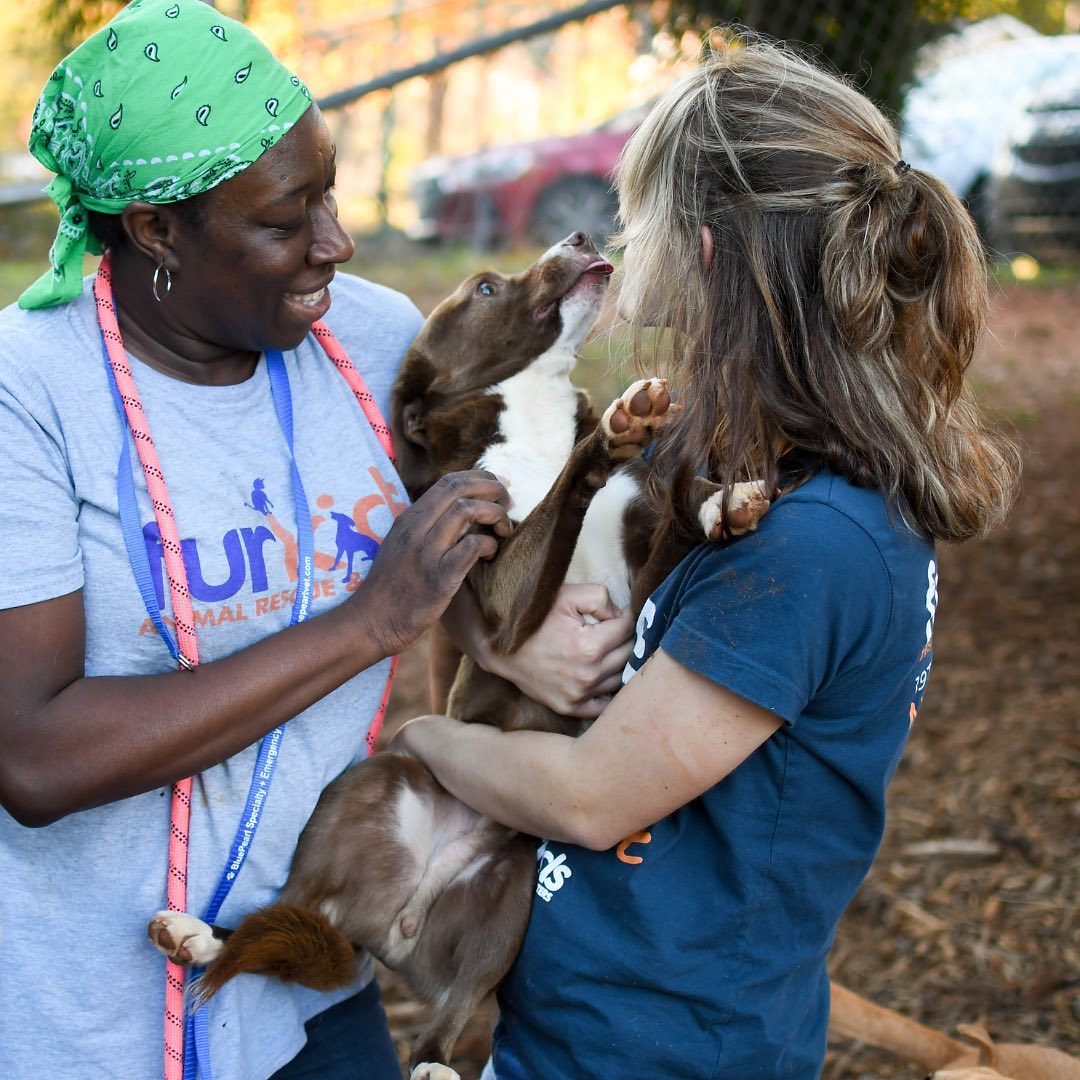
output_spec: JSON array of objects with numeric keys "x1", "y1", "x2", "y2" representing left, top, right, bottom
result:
[{"x1": 152, "y1": 262, "x2": 173, "y2": 303}]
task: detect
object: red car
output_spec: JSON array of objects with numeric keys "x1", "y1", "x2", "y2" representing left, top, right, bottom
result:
[{"x1": 407, "y1": 103, "x2": 650, "y2": 248}]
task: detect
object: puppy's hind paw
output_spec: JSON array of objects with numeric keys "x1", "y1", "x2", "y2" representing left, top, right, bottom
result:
[
  {"x1": 147, "y1": 911, "x2": 223, "y2": 967},
  {"x1": 410, "y1": 1065, "x2": 460, "y2": 1080},
  {"x1": 602, "y1": 378, "x2": 674, "y2": 458},
  {"x1": 699, "y1": 481, "x2": 771, "y2": 541}
]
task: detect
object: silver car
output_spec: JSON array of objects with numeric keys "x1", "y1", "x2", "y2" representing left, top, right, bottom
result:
[
  {"x1": 990, "y1": 69, "x2": 1080, "y2": 260},
  {"x1": 900, "y1": 33, "x2": 1080, "y2": 237}
]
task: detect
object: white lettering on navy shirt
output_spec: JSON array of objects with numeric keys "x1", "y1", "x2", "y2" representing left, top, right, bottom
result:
[
  {"x1": 910, "y1": 557, "x2": 938, "y2": 723},
  {"x1": 535, "y1": 840, "x2": 573, "y2": 903},
  {"x1": 622, "y1": 596, "x2": 657, "y2": 684}
]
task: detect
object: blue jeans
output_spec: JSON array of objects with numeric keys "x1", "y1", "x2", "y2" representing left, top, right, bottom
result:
[
  {"x1": 486, "y1": 1021, "x2": 529, "y2": 1080},
  {"x1": 271, "y1": 980, "x2": 401, "y2": 1080}
]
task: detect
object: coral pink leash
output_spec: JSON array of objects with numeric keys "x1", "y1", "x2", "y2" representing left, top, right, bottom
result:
[
  {"x1": 93, "y1": 254, "x2": 401, "y2": 1080},
  {"x1": 310, "y1": 321, "x2": 401, "y2": 759}
]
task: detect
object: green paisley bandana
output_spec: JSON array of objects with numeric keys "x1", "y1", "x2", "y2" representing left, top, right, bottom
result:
[{"x1": 19, "y1": 0, "x2": 313, "y2": 310}]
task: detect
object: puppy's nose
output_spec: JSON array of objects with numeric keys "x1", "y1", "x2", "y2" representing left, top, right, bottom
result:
[{"x1": 561, "y1": 231, "x2": 598, "y2": 256}]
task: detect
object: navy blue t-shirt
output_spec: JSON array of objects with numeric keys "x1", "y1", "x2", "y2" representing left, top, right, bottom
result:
[{"x1": 493, "y1": 472, "x2": 938, "y2": 1079}]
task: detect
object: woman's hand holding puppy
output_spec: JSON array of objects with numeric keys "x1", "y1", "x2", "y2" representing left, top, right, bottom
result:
[{"x1": 354, "y1": 470, "x2": 512, "y2": 658}]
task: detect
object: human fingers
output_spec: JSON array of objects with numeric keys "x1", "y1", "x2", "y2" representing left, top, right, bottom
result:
[
  {"x1": 388, "y1": 472, "x2": 512, "y2": 576},
  {"x1": 561, "y1": 611, "x2": 634, "y2": 707},
  {"x1": 566, "y1": 694, "x2": 613, "y2": 721},
  {"x1": 398, "y1": 505, "x2": 505, "y2": 594},
  {"x1": 582, "y1": 606, "x2": 636, "y2": 659},
  {"x1": 593, "y1": 603, "x2": 635, "y2": 639},
  {"x1": 415, "y1": 472, "x2": 513, "y2": 546},
  {"x1": 486, "y1": 589, "x2": 632, "y2": 717},
  {"x1": 589, "y1": 669, "x2": 628, "y2": 699},
  {"x1": 556, "y1": 582, "x2": 621, "y2": 622},
  {"x1": 413, "y1": 470, "x2": 511, "y2": 516},
  {"x1": 388, "y1": 714, "x2": 445, "y2": 757},
  {"x1": 353, "y1": 476, "x2": 513, "y2": 655},
  {"x1": 382, "y1": 472, "x2": 511, "y2": 572},
  {"x1": 571, "y1": 629, "x2": 632, "y2": 703}
]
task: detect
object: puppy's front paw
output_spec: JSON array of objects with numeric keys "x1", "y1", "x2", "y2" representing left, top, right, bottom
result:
[
  {"x1": 409, "y1": 1065, "x2": 460, "y2": 1080},
  {"x1": 147, "y1": 911, "x2": 223, "y2": 967},
  {"x1": 601, "y1": 378, "x2": 673, "y2": 459},
  {"x1": 699, "y1": 481, "x2": 771, "y2": 541}
]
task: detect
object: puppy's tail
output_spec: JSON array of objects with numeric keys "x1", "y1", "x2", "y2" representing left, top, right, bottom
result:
[{"x1": 192, "y1": 904, "x2": 356, "y2": 1007}]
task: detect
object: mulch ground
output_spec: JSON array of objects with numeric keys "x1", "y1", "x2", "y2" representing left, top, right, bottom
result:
[{"x1": 375, "y1": 280, "x2": 1080, "y2": 1078}]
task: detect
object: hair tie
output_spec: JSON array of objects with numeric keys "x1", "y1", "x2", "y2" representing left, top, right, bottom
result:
[{"x1": 894, "y1": 160, "x2": 911, "y2": 176}]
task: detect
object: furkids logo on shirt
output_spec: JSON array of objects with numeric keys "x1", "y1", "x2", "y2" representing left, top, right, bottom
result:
[
  {"x1": 535, "y1": 840, "x2": 572, "y2": 903},
  {"x1": 135, "y1": 466, "x2": 407, "y2": 635}
]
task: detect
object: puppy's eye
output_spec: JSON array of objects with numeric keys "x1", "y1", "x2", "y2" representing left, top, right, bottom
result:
[{"x1": 477, "y1": 281, "x2": 496, "y2": 297}]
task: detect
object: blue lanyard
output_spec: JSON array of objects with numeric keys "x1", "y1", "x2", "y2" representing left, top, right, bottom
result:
[
  {"x1": 195, "y1": 352, "x2": 316, "y2": 1080},
  {"x1": 197, "y1": 350, "x2": 315, "y2": 922},
  {"x1": 102, "y1": 342, "x2": 315, "y2": 1080}
]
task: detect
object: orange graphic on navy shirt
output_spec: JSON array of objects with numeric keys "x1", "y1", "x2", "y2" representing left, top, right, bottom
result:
[{"x1": 616, "y1": 831, "x2": 652, "y2": 865}]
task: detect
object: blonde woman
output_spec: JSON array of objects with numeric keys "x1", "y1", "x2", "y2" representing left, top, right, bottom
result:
[{"x1": 397, "y1": 39, "x2": 1020, "y2": 1079}]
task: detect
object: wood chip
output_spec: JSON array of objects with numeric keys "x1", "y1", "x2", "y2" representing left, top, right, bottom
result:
[
  {"x1": 901, "y1": 838, "x2": 1003, "y2": 859},
  {"x1": 895, "y1": 897, "x2": 950, "y2": 932}
]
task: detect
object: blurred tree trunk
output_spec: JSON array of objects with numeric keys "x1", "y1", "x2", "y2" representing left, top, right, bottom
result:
[{"x1": 425, "y1": 66, "x2": 449, "y2": 157}]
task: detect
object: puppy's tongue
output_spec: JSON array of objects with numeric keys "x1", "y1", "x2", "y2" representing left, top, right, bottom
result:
[
  {"x1": 535, "y1": 261, "x2": 615, "y2": 318},
  {"x1": 579, "y1": 259, "x2": 614, "y2": 286}
]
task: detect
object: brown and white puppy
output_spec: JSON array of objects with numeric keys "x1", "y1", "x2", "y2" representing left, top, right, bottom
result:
[{"x1": 147, "y1": 232, "x2": 769, "y2": 1080}]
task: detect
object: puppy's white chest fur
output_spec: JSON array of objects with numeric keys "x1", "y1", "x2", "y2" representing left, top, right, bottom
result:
[
  {"x1": 477, "y1": 355, "x2": 580, "y2": 519},
  {"x1": 477, "y1": 350, "x2": 637, "y2": 612},
  {"x1": 563, "y1": 469, "x2": 638, "y2": 611}
]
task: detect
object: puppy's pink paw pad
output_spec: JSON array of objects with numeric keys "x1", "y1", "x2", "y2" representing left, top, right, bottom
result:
[
  {"x1": 627, "y1": 381, "x2": 670, "y2": 418},
  {"x1": 602, "y1": 378, "x2": 673, "y2": 455}
]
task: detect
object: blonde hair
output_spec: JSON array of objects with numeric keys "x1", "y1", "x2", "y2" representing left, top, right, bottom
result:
[{"x1": 614, "y1": 37, "x2": 1020, "y2": 542}]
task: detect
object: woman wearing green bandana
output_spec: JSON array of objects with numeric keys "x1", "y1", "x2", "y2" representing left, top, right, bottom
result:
[{"x1": 0, "y1": 1, "x2": 636, "y2": 1077}]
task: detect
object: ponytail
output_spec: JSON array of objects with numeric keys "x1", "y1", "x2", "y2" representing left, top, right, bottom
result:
[{"x1": 615, "y1": 37, "x2": 1020, "y2": 542}]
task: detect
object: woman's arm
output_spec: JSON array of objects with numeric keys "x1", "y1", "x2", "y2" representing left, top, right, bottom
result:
[
  {"x1": 0, "y1": 472, "x2": 510, "y2": 827},
  {"x1": 440, "y1": 582, "x2": 635, "y2": 719},
  {"x1": 392, "y1": 646, "x2": 781, "y2": 850}
]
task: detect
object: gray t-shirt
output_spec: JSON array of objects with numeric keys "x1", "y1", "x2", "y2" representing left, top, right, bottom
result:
[{"x1": 0, "y1": 273, "x2": 423, "y2": 1079}]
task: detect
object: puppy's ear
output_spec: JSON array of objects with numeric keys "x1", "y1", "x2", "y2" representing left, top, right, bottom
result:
[{"x1": 400, "y1": 399, "x2": 431, "y2": 449}]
